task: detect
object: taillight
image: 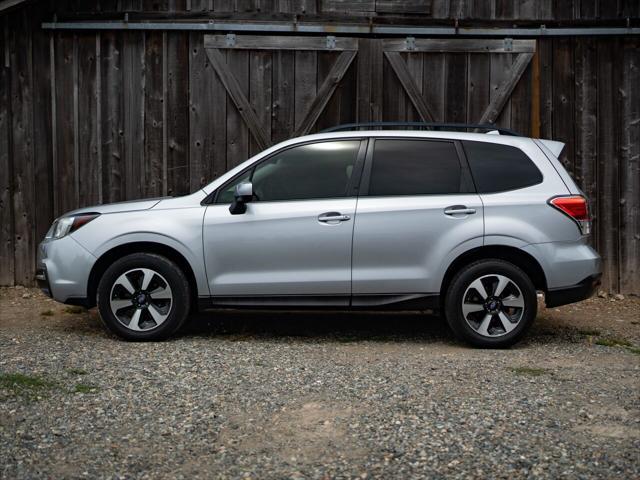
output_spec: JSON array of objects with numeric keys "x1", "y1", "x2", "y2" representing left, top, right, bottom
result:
[{"x1": 548, "y1": 195, "x2": 591, "y2": 235}]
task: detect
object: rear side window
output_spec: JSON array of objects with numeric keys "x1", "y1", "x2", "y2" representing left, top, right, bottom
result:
[
  {"x1": 462, "y1": 141, "x2": 543, "y2": 193},
  {"x1": 368, "y1": 139, "x2": 470, "y2": 196}
]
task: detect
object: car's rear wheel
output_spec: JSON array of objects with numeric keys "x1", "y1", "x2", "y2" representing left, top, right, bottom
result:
[
  {"x1": 97, "y1": 253, "x2": 191, "y2": 341},
  {"x1": 444, "y1": 259, "x2": 537, "y2": 348}
]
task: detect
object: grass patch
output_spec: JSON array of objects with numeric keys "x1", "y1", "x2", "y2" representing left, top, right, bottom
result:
[
  {"x1": 73, "y1": 383, "x2": 98, "y2": 394},
  {"x1": 67, "y1": 368, "x2": 87, "y2": 375},
  {"x1": 63, "y1": 306, "x2": 85, "y2": 314},
  {"x1": 40, "y1": 309, "x2": 55, "y2": 316},
  {"x1": 509, "y1": 367, "x2": 551, "y2": 377},
  {"x1": 578, "y1": 329, "x2": 601, "y2": 336},
  {"x1": 595, "y1": 337, "x2": 632, "y2": 348},
  {"x1": 0, "y1": 372, "x2": 56, "y2": 399},
  {"x1": 626, "y1": 346, "x2": 640, "y2": 355}
]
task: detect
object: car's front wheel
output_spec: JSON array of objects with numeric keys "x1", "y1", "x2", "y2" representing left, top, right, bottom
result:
[
  {"x1": 444, "y1": 259, "x2": 537, "y2": 348},
  {"x1": 97, "y1": 253, "x2": 191, "y2": 341}
]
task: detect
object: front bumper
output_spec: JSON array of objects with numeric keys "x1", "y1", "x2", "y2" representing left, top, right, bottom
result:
[
  {"x1": 545, "y1": 273, "x2": 602, "y2": 308},
  {"x1": 37, "y1": 235, "x2": 97, "y2": 305}
]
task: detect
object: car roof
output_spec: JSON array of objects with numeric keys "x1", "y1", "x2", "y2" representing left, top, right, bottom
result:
[{"x1": 282, "y1": 129, "x2": 536, "y2": 148}]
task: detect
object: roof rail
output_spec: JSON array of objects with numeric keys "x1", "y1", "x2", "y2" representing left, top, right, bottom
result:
[{"x1": 319, "y1": 122, "x2": 521, "y2": 136}]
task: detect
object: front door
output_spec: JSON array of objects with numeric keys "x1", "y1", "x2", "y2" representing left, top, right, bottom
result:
[{"x1": 202, "y1": 139, "x2": 365, "y2": 303}]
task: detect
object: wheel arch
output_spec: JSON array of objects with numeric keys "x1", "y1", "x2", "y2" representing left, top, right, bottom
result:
[
  {"x1": 87, "y1": 242, "x2": 200, "y2": 309},
  {"x1": 440, "y1": 245, "x2": 548, "y2": 300}
]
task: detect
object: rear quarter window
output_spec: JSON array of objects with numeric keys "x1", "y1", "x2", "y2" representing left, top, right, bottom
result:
[{"x1": 462, "y1": 141, "x2": 543, "y2": 193}]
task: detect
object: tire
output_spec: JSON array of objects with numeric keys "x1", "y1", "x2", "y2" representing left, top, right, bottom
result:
[
  {"x1": 444, "y1": 259, "x2": 537, "y2": 348},
  {"x1": 97, "y1": 253, "x2": 191, "y2": 341}
]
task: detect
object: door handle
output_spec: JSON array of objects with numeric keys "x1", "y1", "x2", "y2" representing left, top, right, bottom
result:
[
  {"x1": 318, "y1": 212, "x2": 351, "y2": 223},
  {"x1": 444, "y1": 205, "x2": 477, "y2": 215}
]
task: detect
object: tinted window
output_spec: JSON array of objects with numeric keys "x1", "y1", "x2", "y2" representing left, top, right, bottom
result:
[
  {"x1": 463, "y1": 141, "x2": 543, "y2": 193},
  {"x1": 216, "y1": 140, "x2": 360, "y2": 203},
  {"x1": 368, "y1": 139, "x2": 465, "y2": 196}
]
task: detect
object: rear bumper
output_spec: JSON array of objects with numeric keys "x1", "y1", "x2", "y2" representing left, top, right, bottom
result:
[{"x1": 545, "y1": 273, "x2": 602, "y2": 308}]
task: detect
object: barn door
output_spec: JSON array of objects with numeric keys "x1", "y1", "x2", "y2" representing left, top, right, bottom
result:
[
  {"x1": 379, "y1": 38, "x2": 536, "y2": 132},
  {"x1": 203, "y1": 34, "x2": 359, "y2": 162}
]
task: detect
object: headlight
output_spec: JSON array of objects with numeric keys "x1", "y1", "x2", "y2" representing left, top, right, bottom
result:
[{"x1": 46, "y1": 213, "x2": 100, "y2": 239}]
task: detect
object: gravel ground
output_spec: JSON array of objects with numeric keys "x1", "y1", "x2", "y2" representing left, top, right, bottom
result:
[{"x1": 1, "y1": 287, "x2": 639, "y2": 479}]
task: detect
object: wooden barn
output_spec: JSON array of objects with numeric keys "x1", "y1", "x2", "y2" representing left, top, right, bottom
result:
[{"x1": 0, "y1": 0, "x2": 638, "y2": 293}]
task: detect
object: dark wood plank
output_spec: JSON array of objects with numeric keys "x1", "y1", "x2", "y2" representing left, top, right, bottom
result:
[
  {"x1": 77, "y1": 33, "x2": 101, "y2": 207},
  {"x1": 422, "y1": 53, "x2": 446, "y2": 122},
  {"x1": 224, "y1": 49, "x2": 250, "y2": 168},
  {"x1": 404, "y1": 52, "x2": 423, "y2": 122},
  {"x1": 294, "y1": 50, "x2": 317, "y2": 131},
  {"x1": 382, "y1": 49, "x2": 401, "y2": 122},
  {"x1": 166, "y1": 31, "x2": 190, "y2": 194},
  {"x1": 207, "y1": 47, "x2": 270, "y2": 152},
  {"x1": 551, "y1": 38, "x2": 575, "y2": 173},
  {"x1": 337, "y1": 48, "x2": 358, "y2": 125},
  {"x1": 554, "y1": 0, "x2": 578, "y2": 20},
  {"x1": 430, "y1": 0, "x2": 450, "y2": 17},
  {"x1": 294, "y1": 50, "x2": 357, "y2": 136},
  {"x1": 9, "y1": 10, "x2": 35, "y2": 285},
  {"x1": 0, "y1": 17, "x2": 14, "y2": 285},
  {"x1": 383, "y1": 39, "x2": 536, "y2": 54},
  {"x1": 205, "y1": 35, "x2": 358, "y2": 51},
  {"x1": 510, "y1": 58, "x2": 532, "y2": 135},
  {"x1": 385, "y1": 51, "x2": 435, "y2": 122},
  {"x1": 188, "y1": 31, "x2": 214, "y2": 189},
  {"x1": 123, "y1": 31, "x2": 145, "y2": 199},
  {"x1": 54, "y1": 33, "x2": 76, "y2": 215},
  {"x1": 444, "y1": 53, "x2": 467, "y2": 124},
  {"x1": 370, "y1": 39, "x2": 383, "y2": 122},
  {"x1": 356, "y1": 38, "x2": 372, "y2": 123},
  {"x1": 596, "y1": 39, "x2": 619, "y2": 292},
  {"x1": 272, "y1": 50, "x2": 294, "y2": 143},
  {"x1": 101, "y1": 31, "x2": 125, "y2": 203},
  {"x1": 248, "y1": 50, "x2": 272, "y2": 155},
  {"x1": 495, "y1": 0, "x2": 516, "y2": 18},
  {"x1": 480, "y1": 52, "x2": 533, "y2": 126},
  {"x1": 31, "y1": 12, "x2": 54, "y2": 245},
  {"x1": 316, "y1": 52, "x2": 343, "y2": 132},
  {"x1": 538, "y1": 39, "x2": 553, "y2": 139},
  {"x1": 530, "y1": 47, "x2": 540, "y2": 138},
  {"x1": 376, "y1": 0, "x2": 431, "y2": 13},
  {"x1": 618, "y1": 38, "x2": 640, "y2": 293},
  {"x1": 322, "y1": 0, "x2": 375, "y2": 12},
  {"x1": 470, "y1": 0, "x2": 493, "y2": 18},
  {"x1": 579, "y1": 0, "x2": 598, "y2": 18},
  {"x1": 143, "y1": 31, "x2": 164, "y2": 197},
  {"x1": 574, "y1": 37, "x2": 597, "y2": 238},
  {"x1": 466, "y1": 53, "x2": 490, "y2": 124}
]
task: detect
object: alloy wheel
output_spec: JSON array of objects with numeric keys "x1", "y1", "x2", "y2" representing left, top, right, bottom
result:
[
  {"x1": 109, "y1": 268, "x2": 173, "y2": 332},
  {"x1": 461, "y1": 274, "x2": 525, "y2": 338}
]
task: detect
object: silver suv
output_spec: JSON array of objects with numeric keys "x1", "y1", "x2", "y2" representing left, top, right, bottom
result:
[{"x1": 37, "y1": 124, "x2": 602, "y2": 347}]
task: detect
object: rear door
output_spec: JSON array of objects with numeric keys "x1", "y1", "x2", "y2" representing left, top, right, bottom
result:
[{"x1": 352, "y1": 138, "x2": 484, "y2": 296}]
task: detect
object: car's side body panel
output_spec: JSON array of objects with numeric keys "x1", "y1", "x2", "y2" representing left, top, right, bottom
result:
[
  {"x1": 202, "y1": 198, "x2": 357, "y2": 297},
  {"x1": 352, "y1": 194, "x2": 484, "y2": 294}
]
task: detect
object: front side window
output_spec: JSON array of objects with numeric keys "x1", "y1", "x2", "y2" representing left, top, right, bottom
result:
[
  {"x1": 216, "y1": 140, "x2": 361, "y2": 203},
  {"x1": 368, "y1": 139, "x2": 468, "y2": 196},
  {"x1": 462, "y1": 140, "x2": 543, "y2": 193}
]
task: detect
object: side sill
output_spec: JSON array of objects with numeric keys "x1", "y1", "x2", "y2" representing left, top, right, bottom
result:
[{"x1": 198, "y1": 294, "x2": 439, "y2": 311}]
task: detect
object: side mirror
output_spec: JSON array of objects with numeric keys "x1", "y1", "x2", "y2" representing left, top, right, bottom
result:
[{"x1": 229, "y1": 182, "x2": 253, "y2": 215}]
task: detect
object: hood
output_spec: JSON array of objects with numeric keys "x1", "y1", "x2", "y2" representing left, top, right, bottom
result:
[{"x1": 62, "y1": 198, "x2": 166, "y2": 217}]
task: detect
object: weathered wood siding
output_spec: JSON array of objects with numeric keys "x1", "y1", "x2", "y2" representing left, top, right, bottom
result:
[{"x1": 0, "y1": 1, "x2": 639, "y2": 293}]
